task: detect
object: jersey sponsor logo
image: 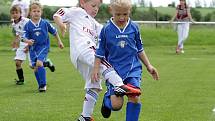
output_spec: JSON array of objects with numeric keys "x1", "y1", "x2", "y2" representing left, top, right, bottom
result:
[
  {"x1": 33, "y1": 28, "x2": 41, "y2": 31},
  {"x1": 116, "y1": 34, "x2": 128, "y2": 39}
]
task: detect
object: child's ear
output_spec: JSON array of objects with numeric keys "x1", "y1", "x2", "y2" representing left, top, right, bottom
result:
[
  {"x1": 79, "y1": 0, "x2": 84, "y2": 7},
  {"x1": 108, "y1": 6, "x2": 112, "y2": 14}
]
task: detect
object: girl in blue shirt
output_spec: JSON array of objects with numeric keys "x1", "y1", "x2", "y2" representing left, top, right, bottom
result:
[{"x1": 23, "y1": 1, "x2": 64, "y2": 92}]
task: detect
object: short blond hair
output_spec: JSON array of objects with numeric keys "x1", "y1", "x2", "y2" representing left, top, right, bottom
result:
[
  {"x1": 78, "y1": 0, "x2": 103, "y2": 7},
  {"x1": 110, "y1": 0, "x2": 132, "y2": 9},
  {"x1": 29, "y1": 1, "x2": 43, "y2": 12}
]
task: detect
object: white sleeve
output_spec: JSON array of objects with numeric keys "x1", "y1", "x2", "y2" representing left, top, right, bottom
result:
[
  {"x1": 95, "y1": 20, "x2": 103, "y2": 35},
  {"x1": 53, "y1": 8, "x2": 76, "y2": 23}
]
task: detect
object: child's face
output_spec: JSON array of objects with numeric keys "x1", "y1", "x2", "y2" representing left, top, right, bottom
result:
[
  {"x1": 180, "y1": 0, "x2": 185, "y2": 5},
  {"x1": 11, "y1": 11, "x2": 21, "y2": 20},
  {"x1": 30, "y1": 5, "x2": 42, "y2": 21},
  {"x1": 80, "y1": 0, "x2": 101, "y2": 18},
  {"x1": 110, "y1": 6, "x2": 130, "y2": 28}
]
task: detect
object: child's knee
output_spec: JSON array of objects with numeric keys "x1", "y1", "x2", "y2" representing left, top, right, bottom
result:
[
  {"x1": 36, "y1": 60, "x2": 43, "y2": 67},
  {"x1": 111, "y1": 95, "x2": 124, "y2": 111},
  {"x1": 128, "y1": 95, "x2": 140, "y2": 103},
  {"x1": 15, "y1": 60, "x2": 22, "y2": 68}
]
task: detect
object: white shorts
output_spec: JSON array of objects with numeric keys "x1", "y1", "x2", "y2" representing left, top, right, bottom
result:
[
  {"x1": 77, "y1": 47, "x2": 111, "y2": 90},
  {"x1": 14, "y1": 42, "x2": 31, "y2": 65}
]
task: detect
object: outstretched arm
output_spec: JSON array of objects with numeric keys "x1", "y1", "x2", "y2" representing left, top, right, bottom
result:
[
  {"x1": 187, "y1": 8, "x2": 195, "y2": 23},
  {"x1": 53, "y1": 16, "x2": 67, "y2": 37},
  {"x1": 170, "y1": 10, "x2": 177, "y2": 23}
]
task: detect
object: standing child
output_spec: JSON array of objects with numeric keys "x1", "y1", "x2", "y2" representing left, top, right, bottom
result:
[
  {"x1": 53, "y1": 0, "x2": 141, "y2": 120},
  {"x1": 91, "y1": 0, "x2": 159, "y2": 121},
  {"x1": 170, "y1": 0, "x2": 195, "y2": 54},
  {"x1": 23, "y1": 1, "x2": 64, "y2": 92}
]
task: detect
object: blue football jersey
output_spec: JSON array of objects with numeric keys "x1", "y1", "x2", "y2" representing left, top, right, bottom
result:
[
  {"x1": 95, "y1": 19, "x2": 144, "y2": 79},
  {"x1": 23, "y1": 18, "x2": 57, "y2": 49}
]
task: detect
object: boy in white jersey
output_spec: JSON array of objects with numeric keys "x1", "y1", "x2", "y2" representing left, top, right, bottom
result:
[
  {"x1": 10, "y1": 5, "x2": 29, "y2": 85},
  {"x1": 53, "y1": 0, "x2": 141, "y2": 120},
  {"x1": 10, "y1": 5, "x2": 56, "y2": 85}
]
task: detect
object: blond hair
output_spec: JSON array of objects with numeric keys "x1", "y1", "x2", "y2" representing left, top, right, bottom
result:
[
  {"x1": 78, "y1": 0, "x2": 103, "y2": 7},
  {"x1": 110, "y1": 0, "x2": 132, "y2": 9},
  {"x1": 29, "y1": 1, "x2": 43, "y2": 12}
]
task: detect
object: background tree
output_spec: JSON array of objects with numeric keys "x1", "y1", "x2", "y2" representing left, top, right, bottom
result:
[
  {"x1": 190, "y1": 8, "x2": 202, "y2": 21},
  {"x1": 210, "y1": 0, "x2": 215, "y2": 7},
  {"x1": 0, "y1": 0, "x2": 11, "y2": 5},
  {"x1": 138, "y1": 0, "x2": 145, "y2": 7},
  {"x1": 195, "y1": 0, "x2": 202, "y2": 8}
]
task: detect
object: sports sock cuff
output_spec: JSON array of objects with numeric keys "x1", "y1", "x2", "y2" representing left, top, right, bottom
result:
[{"x1": 86, "y1": 89, "x2": 98, "y2": 101}]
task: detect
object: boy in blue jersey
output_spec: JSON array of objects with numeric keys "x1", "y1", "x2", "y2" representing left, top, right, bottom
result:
[
  {"x1": 23, "y1": 1, "x2": 64, "y2": 92},
  {"x1": 91, "y1": 0, "x2": 159, "y2": 120}
]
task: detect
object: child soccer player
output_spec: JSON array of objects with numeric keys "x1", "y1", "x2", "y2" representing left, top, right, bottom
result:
[
  {"x1": 10, "y1": 5, "x2": 30, "y2": 85},
  {"x1": 10, "y1": 5, "x2": 56, "y2": 85},
  {"x1": 53, "y1": 0, "x2": 141, "y2": 120},
  {"x1": 23, "y1": 1, "x2": 64, "y2": 92},
  {"x1": 170, "y1": 0, "x2": 195, "y2": 54},
  {"x1": 91, "y1": 0, "x2": 159, "y2": 121}
]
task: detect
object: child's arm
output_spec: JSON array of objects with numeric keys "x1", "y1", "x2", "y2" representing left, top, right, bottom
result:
[
  {"x1": 187, "y1": 8, "x2": 195, "y2": 23},
  {"x1": 11, "y1": 35, "x2": 20, "y2": 50},
  {"x1": 138, "y1": 51, "x2": 159, "y2": 80},
  {"x1": 170, "y1": 10, "x2": 177, "y2": 23},
  {"x1": 54, "y1": 32, "x2": 64, "y2": 49},
  {"x1": 91, "y1": 57, "x2": 102, "y2": 83},
  {"x1": 53, "y1": 16, "x2": 67, "y2": 37}
]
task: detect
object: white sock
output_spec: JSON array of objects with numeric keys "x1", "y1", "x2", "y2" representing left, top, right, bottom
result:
[
  {"x1": 81, "y1": 89, "x2": 98, "y2": 117},
  {"x1": 102, "y1": 68, "x2": 124, "y2": 86}
]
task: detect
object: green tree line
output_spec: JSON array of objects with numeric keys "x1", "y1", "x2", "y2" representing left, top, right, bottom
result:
[{"x1": 1, "y1": 4, "x2": 215, "y2": 22}]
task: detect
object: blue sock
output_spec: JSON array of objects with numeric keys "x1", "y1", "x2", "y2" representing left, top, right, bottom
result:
[
  {"x1": 126, "y1": 102, "x2": 141, "y2": 121},
  {"x1": 104, "y1": 93, "x2": 113, "y2": 110},
  {"x1": 37, "y1": 66, "x2": 46, "y2": 87},
  {"x1": 34, "y1": 71, "x2": 40, "y2": 87}
]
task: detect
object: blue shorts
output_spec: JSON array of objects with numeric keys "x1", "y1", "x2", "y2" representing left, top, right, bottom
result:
[
  {"x1": 105, "y1": 77, "x2": 141, "y2": 97},
  {"x1": 29, "y1": 46, "x2": 49, "y2": 67}
]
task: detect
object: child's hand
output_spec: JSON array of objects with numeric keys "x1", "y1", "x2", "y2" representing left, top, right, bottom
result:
[
  {"x1": 25, "y1": 39, "x2": 34, "y2": 46},
  {"x1": 91, "y1": 68, "x2": 100, "y2": 83},
  {"x1": 23, "y1": 45, "x2": 29, "y2": 53},
  {"x1": 147, "y1": 65, "x2": 159, "y2": 80},
  {"x1": 11, "y1": 40, "x2": 19, "y2": 50},
  {"x1": 58, "y1": 41, "x2": 64, "y2": 49}
]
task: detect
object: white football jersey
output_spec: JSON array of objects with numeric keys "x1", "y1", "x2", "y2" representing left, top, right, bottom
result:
[
  {"x1": 54, "y1": 7, "x2": 103, "y2": 67},
  {"x1": 12, "y1": 17, "x2": 29, "y2": 49}
]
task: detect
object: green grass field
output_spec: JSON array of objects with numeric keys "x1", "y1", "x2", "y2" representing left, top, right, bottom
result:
[{"x1": 1, "y1": 25, "x2": 215, "y2": 121}]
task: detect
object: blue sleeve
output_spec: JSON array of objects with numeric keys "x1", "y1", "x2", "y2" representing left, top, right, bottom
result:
[
  {"x1": 46, "y1": 21, "x2": 57, "y2": 36},
  {"x1": 95, "y1": 27, "x2": 106, "y2": 59},
  {"x1": 23, "y1": 23, "x2": 30, "y2": 39},
  {"x1": 135, "y1": 24, "x2": 144, "y2": 53}
]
